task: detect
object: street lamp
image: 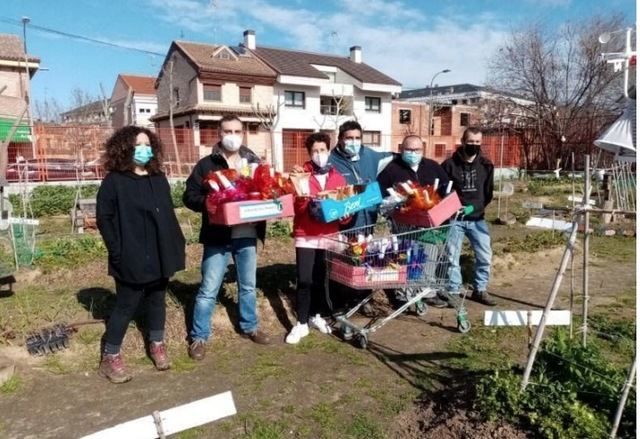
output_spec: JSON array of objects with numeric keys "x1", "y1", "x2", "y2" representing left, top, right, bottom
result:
[{"x1": 426, "y1": 69, "x2": 451, "y2": 155}]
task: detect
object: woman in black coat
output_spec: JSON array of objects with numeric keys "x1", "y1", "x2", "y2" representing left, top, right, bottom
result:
[{"x1": 96, "y1": 126, "x2": 185, "y2": 383}]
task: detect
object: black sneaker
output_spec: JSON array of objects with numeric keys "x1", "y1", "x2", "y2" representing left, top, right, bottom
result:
[
  {"x1": 470, "y1": 290, "x2": 497, "y2": 306},
  {"x1": 425, "y1": 296, "x2": 448, "y2": 308},
  {"x1": 437, "y1": 291, "x2": 462, "y2": 309}
]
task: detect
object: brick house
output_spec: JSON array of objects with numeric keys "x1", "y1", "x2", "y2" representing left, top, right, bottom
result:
[
  {"x1": 0, "y1": 33, "x2": 39, "y2": 157},
  {"x1": 110, "y1": 74, "x2": 158, "y2": 129},
  {"x1": 395, "y1": 84, "x2": 531, "y2": 166},
  {"x1": 152, "y1": 40, "x2": 277, "y2": 160},
  {"x1": 391, "y1": 100, "x2": 480, "y2": 161}
]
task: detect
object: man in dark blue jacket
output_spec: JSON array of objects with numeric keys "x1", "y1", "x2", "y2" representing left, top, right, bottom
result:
[
  {"x1": 328, "y1": 120, "x2": 392, "y2": 229},
  {"x1": 377, "y1": 135, "x2": 451, "y2": 308},
  {"x1": 440, "y1": 127, "x2": 497, "y2": 307}
]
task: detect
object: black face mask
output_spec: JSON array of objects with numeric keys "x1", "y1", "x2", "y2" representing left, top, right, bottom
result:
[{"x1": 463, "y1": 143, "x2": 480, "y2": 157}]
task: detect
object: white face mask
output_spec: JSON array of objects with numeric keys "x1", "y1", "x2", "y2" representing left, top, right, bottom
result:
[
  {"x1": 221, "y1": 134, "x2": 242, "y2": 152},
  {"x1": 312, "y1": 151, "x2": 329, "y2": 168}
]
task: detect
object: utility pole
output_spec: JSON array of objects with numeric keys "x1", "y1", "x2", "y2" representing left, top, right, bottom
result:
[
  {"x1": 426, "y1": 69, "x2": 450, "y2": 155},
  {"x1": 21, "y1": 17, "x2": 36, "y2": 158}
]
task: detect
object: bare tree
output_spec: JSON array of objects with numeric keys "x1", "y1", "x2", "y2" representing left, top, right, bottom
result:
[
  {"x1": 33, "y1": 96, "x2": 63, "y2": 123},
  {"x1": 487, "y1": 14, "x2": 626, "y2": 169},
  {"x1": 164, "y1": 57, "x2": 182, "y2": 175},
  {"x1": 252, "y1": 91, "x2": 284, "y2": 170}
]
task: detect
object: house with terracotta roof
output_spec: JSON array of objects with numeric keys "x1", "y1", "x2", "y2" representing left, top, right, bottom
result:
[
  {"x1": 153, "y1": 40, "x2": 277, "y2": 159},
  {"x1": 246, "y1": 30, "x2": 402, "y2": 170},
  {"x1": 110, "y1": 74, "x2": 158, "y2": 128},
  {"x1": 153, "y1": 30, "x2": 401, "y2": 170},
  {"x1": 0, "y1": 33, "x2": 39, "y2": 145}
]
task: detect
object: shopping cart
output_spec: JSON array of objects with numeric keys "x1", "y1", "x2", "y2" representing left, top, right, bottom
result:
[{"x1": 324, "y1": 218, "x2": 470, "y2": 349}]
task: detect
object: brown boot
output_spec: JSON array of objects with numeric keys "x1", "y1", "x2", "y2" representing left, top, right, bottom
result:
[
  {"x1": 241, "y1": 329, "x2": 271, "y2": 345},
  {"x1": 98, "y1": 353, "x2": 132, "y2": 384},
  {"x1": 188, "y1": 339, "x2": 206, "y2": 361},
  {"x1": 149, "y1": 341, "x2": 171, "y2": 371}
]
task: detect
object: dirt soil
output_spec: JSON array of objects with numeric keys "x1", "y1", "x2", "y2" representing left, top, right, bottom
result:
[{"x1": 0, "y1": 232, "x2": 635, "y2": 438}]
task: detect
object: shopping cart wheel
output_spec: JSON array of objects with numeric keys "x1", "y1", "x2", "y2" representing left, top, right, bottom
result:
[
  {"x1": 341, "y1": 323, "x2": 353, "y2": 341},
  {"x1": 415, "y1": 301, "x2": 428, "y2": 316},
  {"x1": 457, "y1": 318, "x2": 471, "y2": 333},
  {"x1": 355, "y1": 333, "x2": 368, "y2": 349}
]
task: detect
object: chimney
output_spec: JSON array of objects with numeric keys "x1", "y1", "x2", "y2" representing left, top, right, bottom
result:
[
  {"x1": 349, "y1": 46, "x2": 362, "y2": 63},
  {"x1": 243, "y1": 29, "x2": 256, "y2": 50}
]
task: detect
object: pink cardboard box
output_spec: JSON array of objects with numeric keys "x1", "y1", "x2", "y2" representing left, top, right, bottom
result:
[
  {"x1": 329, "y1": 259, "x2": 407, "y2": 289},
  {"x1": 208, "y1": 194, "x2": 294, "y2": 225},
  {"x1": 393, "y1": 192, "x2": 462, "y2": 227}
]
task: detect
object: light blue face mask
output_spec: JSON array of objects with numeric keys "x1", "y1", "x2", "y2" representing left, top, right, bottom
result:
[
  {"x1": 402, "y1": 151, "x2": 422, "y2": 167},
  {"x1": 133, "y1": 144, "x2": 154, "y2": 166},
  {"x1": 343, "y1": 140, "x2": 361, "y2": 157}
]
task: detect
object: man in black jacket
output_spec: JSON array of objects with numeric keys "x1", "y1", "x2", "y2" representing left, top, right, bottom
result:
[
  {"x1": 183, "y1": 115, "x2": 271, "y2": 360},
  {"x1": 378, "y1": 135, "x2": 451, "y2": 308},
  {"x1": 440, "y1": 127, "x2": 497, "y2": 306}
]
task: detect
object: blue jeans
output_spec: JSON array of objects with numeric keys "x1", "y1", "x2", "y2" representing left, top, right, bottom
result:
[
  {"x1": 446, "y1": 219, "x2": 492, "y2": 293},
  {"x1": 191, "y1": 238, "x2": 258, "y2": 341}
]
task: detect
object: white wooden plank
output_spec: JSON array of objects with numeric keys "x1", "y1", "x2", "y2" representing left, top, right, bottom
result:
[
  {"x1": 567, "y1": 195, "x2": 596, "y2": 205},
  {"x1": 525, "y1": 217, "x2": 572, "y2": 231},
  {"x1": 161, "y1": 391, "x2": 236, "y2": 435},
  {"x1": 484, "y1": 310, "x2": 571, "y2": 327},
  {"x1": 81, "y1": 391, "x2": 236, "y2": 439}
]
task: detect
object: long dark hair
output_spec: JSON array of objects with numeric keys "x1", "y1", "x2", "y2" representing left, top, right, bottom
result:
[{"x1": 102, "y1": 126, "x2": 163, "y2": 174}]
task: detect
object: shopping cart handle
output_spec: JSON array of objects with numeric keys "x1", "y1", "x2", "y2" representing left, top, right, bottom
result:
[{"x1": 462, "y1": 205, "x2": 474, "y2": 215}]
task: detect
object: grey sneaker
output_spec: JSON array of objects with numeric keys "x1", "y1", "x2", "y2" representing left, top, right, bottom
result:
[
  {"x1": 425, "y1": 296, "x2": 448, "y2": 308},
  {"x1": 470, "y1": 290, "x2": 497, "y2": 306},
  {"x1": 437, "y1": 291, "x2": 462, "y2": 309}
]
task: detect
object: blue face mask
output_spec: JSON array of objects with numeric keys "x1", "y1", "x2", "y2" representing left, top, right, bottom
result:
[
  {"x1": 343, "y1": 140, "x2": 361, "y2": 157},
  {"x1": 133, "y1": 144, "x2": 154, "y2": 166},
  {"x1": 402, "y1": 151, "x2": 422, "y2": 167}
]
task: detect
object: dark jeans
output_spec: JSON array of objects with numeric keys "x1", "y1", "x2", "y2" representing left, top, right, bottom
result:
[
  {"x1": 295, "y1": 247, "x2": 330, "y2": 324},
  {"x1": 103, "y1": 278, "x2": 168, "y2": 354}
]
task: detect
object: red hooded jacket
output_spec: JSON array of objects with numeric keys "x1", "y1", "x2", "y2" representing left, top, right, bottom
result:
[{"x1": 293, "y1": 161, "x2": 348, "y2": 238}]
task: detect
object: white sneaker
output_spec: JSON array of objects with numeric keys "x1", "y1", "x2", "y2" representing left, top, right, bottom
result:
[
  {"x1": 309, "y1": 314, "x2": 332, "y2": 334},
  {"x1": 285, "y1": 322, "x2": 309, "y2": 344}
]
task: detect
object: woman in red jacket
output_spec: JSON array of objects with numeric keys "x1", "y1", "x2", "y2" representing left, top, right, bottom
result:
[{"x1": 286, "y1": 132, "x2": 347, "y2": 344}]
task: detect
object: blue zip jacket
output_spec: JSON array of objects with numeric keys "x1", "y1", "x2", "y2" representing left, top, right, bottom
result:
[{"x1": 329, "y1": 145, "x2": 392, "y2": 229}]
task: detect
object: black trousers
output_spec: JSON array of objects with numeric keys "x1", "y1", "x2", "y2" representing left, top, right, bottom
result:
[
  {"x1": 295, "y1": 247, "x2": 330, "y2": 324},
  {"x1": 103, "y1": 278, "x2": 168, "y2": 354}
]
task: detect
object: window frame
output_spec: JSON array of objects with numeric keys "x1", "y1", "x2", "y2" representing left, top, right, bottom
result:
[
  {"x1": 239, "y1": 86, "x2": 252, "y2": 104},
  {"x1": 364, "y1": 96, "x2": 381, "y2": 112},
  {"x1": 399, "y1": 109, "x2": 411, "y2": 124},
  {"x1": 284, "y1": 90, "x2": 305, "y2": 108},
  {"x1": 203, "y1": 84, "x2": 222, "y2": 102}
]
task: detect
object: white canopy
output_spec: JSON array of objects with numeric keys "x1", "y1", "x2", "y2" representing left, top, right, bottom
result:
[{"x1": 594, "y1": 99, "x2": 636, "y2": 162}]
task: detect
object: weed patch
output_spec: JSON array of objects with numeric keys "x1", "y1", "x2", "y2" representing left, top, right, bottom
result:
[{"x1": 0, "y1": 375, "x2": 21, "y2": 394}]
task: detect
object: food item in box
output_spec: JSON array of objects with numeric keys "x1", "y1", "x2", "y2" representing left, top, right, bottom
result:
[{"x1": 289, "y1": 172, "x2": 312, "y2": 196}]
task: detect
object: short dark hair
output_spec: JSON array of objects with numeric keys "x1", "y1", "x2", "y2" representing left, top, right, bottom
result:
[
  {"x1": 219, "y1": 114, "x2": 243, "y2": 129},
  {"x1": 304, "y1": 132, "x2": 331, "y2": 153},
  {"x1": 102, "y1": 126, "x2": 163, "y2": 174},
  {"x1": 338, "y1": 120, "x2": 362, "y2": 139},
  {"x1": 461, "y1": 126, "x2": 482, "y2": 143}
]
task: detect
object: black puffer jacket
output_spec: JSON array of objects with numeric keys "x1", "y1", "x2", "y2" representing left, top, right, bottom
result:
[
  {"x1": 182, "y1": 144, "x2": 267, "y2": 246},
  {"x1": 441, "y1": 148, "x2": 494, "y2": 221},
  {"x1": 96, "y1": 171, "x2": 186, "y2": 284}
]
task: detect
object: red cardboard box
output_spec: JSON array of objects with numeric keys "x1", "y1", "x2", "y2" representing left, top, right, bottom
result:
[
  {"x1": 392, "y1": 192, "x2": 462, "y2": 227},
  {"x1": 328, "y1": 259, "x2": 407, "y2": 289},
  {"x1": 208, "y1": 194, "x2": 294, "y2": 225}
]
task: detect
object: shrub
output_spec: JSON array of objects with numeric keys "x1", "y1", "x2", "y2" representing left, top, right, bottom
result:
[
  {"x1": 34, "y1": 235, "x2": 106, "y2": 270},
  {"x1": 474, "y1": 329, "x2": 635, "y2": 438},
  {"x1": 9, "y1": 185, "x2": 99, "y2": 218},
  {"x1": 171, "y1": 180, "x2": 186, "y2": 208}
]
